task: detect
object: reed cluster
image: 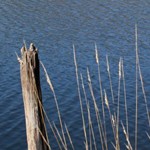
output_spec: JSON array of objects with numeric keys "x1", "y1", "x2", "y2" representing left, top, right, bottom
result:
[{"x1": 40, "y1": 25, "x2": 150, "y2": 150}]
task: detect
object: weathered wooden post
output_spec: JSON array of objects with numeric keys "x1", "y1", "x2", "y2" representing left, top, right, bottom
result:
[{"x1": 18, "y1": 43, "x2": 49, "y2": 150}]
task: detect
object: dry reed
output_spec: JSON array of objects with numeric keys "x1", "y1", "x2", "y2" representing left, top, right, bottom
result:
[{"x1": 37, "y1": 24, "x2": 149, "y2": 150}]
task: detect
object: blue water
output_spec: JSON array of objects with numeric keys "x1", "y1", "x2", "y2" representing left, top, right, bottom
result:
[{"x1": 0, "y1": 0, "x2": 150, "y2": 149}]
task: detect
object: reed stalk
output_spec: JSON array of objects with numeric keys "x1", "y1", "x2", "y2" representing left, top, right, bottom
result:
[
  {"x1": 138, "y1": 54, "x2": 150, "y2": 126},
  {"x1": 95, "y1": 44, "x2": 108, "y2": 150},
  {"x1": 115, "y1": 58, "x2": 122, "y2": 150},
  {"x1": 64, "y1": 124, "x2": 75, "y2": 150},
  {"x1": 73, "y1": 45, "x2": 88, "y2": 150},
  {"x1": 146, "y1": 132, "x2": 150, "y2": 140},
  {"x1": 135, "y1": 24, "x2": 138, "y2": 150},
  {"x1": 104, "y1": 90, "x2": 116, "y2": 141},
  {"x1": 106, "y1": 55, "x2": 115, "y2": 105},
  {"x1": 53, "y1": 122, "x2": 67, "y2": 150},
  {"x1": 81, "y1": 73, "x2": 100, "y2": 150},
  {"x1": 41, "y1": 61, "x2": 67, "y2": 149},
  {"x1": 121, "y1": 59, "x2": 129, "y2": 137},
  {"x1": 87, "y1": 68, "x2": 105, "y2": 150},
  {"x1": 121, "y1": 122, "x2": 133, "y2": 150}
]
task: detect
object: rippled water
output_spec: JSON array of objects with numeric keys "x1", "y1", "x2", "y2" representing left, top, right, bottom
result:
[{"x1": 0, "y1": 0, "x2": 150, "y2": 149}]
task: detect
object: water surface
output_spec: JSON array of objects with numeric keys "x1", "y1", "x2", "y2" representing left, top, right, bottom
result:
[{"x1": 0, "y1": 0, "x2": 150, "y2": 149}]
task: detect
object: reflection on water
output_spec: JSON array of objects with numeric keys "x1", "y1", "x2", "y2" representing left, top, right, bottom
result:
[{"x1": 0, "y1": 0, "x2": 150, "y2": 149}]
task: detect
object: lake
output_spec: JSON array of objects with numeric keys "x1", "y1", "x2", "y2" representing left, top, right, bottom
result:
[{"x1": 0, "y1": 0, "x2": 150, "y2": 149}]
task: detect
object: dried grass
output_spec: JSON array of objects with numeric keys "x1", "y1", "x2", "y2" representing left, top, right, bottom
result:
[{"x1": 38, "y1": 24, "x2": 149, "y2": 150}]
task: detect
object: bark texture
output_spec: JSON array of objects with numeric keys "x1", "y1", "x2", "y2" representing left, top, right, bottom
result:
[{"x1": 19, "y1": 43, "x2": 49, "y2": 150}]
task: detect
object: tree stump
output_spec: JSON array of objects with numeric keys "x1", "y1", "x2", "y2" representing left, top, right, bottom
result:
[{"x1": 19, "y1": 43, "x2": 49, "y2": 150}]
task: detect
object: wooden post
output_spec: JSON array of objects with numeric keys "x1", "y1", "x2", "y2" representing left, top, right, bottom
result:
[{"x1": 19, "y1": 43, "x2": 49, "y2": 150}]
